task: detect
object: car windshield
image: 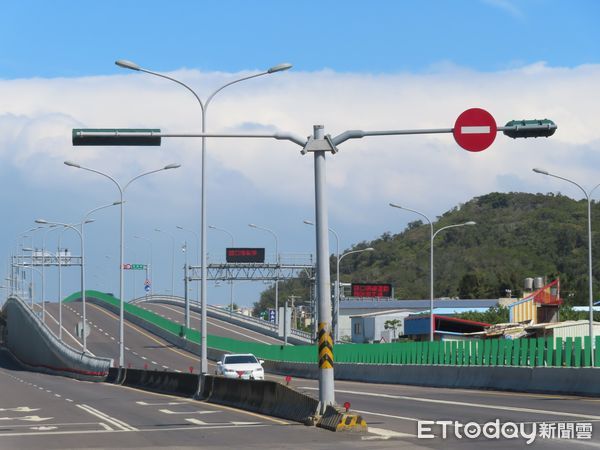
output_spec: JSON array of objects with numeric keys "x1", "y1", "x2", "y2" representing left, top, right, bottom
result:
[{"x1": 224, "y1": 355, "x2": 258, "y2": 364}]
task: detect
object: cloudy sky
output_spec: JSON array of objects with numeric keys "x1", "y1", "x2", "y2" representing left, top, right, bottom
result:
[{"x1": 1, "y1": 0, "x2": 599, "y2": 306}]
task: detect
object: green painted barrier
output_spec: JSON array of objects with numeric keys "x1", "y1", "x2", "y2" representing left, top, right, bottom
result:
[
  {"x1": 565, "y1": 337, "x2": 573, "y2": 367},
  {"x1": 546, "y1": 337, "x2": 553, "y2": 367},
  {"x1": 583, "y1": 336, "x2": 591, "y2": 367},
  {"x1": 528, "y1": 339, "x2": 536, "y2": 367},
  {"x1": 555, "y1": 337, "x2": 563, "y2": 367},
  {"x1": 67, "y1": 291, "x2": 589, "y2": 369},
  {"x1": 535, "y1": 338, "x2": 546, "y2": 367},
  {"x1": 574, "y1": 337, "x2": 582, "y2": 368}
]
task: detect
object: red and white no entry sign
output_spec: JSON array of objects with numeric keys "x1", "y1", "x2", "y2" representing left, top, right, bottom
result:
[{"x1": 453, "y1": 108, "x2": 497, "y2": 152}]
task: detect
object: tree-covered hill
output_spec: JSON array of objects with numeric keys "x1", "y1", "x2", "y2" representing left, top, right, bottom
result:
[{"x1": 254, "y1": 192, "x2": 600, "y2": 314}]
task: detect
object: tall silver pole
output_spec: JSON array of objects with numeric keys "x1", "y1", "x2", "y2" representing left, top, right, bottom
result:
[
  {"x1": 57, "y1": 234, "x2": 63, "y2": 341},
  {"x1": 333, "y1": 230, "x2": 340, "y2": 343},
  {"x1": 200, "y1": 108, "x2": 208, "y2": 375},
  {"x1": 533, "y1": 169, "x2": 597, "y2": 364},
  {"x1": 588, "y1": 197, "x2": 594, "y2": 350},
  {"x1": 184, "y1": 241, "x2": 190, "y2": 329},
  {"x1": 429, "y1": 223, "x2": 434, "y2": 342},
  {"x1": 119, "y1": 195, "x2": 125, "y2": 366},
  {"x1": 313, "y1": 124, "x2": 335, "y2": 409}
]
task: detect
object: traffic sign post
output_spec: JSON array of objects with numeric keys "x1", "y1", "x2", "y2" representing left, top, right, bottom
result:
[
  {"x1": 75, "y1": 101, "x2": 557, "y2": 414},
  {"x1": 453, "y1": 108, "x2": 497, "y2": 152}
]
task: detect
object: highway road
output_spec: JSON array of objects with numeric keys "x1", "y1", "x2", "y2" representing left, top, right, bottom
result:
[
  {"x1": 137, "y1": 301, "x2": 286, "y2": 345},
  {"x1": 15, "y1": 299, "x2": 600, "y2": 448}
]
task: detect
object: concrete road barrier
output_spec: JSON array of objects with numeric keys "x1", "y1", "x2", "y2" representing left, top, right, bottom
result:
[{"x1": 203, "y1": 375, "x2": 319, "y2": 424}]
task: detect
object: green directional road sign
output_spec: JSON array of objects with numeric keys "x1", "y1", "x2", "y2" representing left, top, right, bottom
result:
[{"x1": 72, "y1": 129, "x2": 161, "y2": 146}]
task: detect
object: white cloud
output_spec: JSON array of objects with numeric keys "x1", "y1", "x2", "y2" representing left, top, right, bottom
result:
[{"x1": 1, "y1": 63, "x2": 599, "y2": 304}]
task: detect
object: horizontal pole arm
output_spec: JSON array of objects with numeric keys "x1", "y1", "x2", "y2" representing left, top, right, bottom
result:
[
  {"x1": 331, "y1": 128, "x2": 453, "y2": 145},
  {"x1": 73, "y1": 130, "x2": 307, "y2": 147}
]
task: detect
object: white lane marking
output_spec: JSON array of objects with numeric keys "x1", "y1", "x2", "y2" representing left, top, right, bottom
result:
[
  {"x1": 299, "y1": 387, "x2": 600, "y2": 421},
  {"x1": 136, "y1": 401, "x2": 186, "y2": 406},
  {"x1": 185, "y1": 418, "x2": 207, "y2": 425},
  {"x1": 65, "y1": 399, "x2": 73, "y2": 403},
  {"x1": 99, "y1": 329, "x2": 103, "y2": 332},
  {"x1": 162, "y1": 365, "x2": 169, "y2": 369},
  {"x1": 230, "y1": 421, "x2": 263, "y2": 425},
  {"x1": 54, "y1": 394, "x2": 61, "y2": 398},
  {"x1": 363, "y1": 427, "x2": 414, "y2": 441},
  {"x1": 99, "y1": 422, "x2": 113, "y2": 431},
  {"x1": 174, "y1": 369, "x2": 182, "y2": 373},
  {"x1": 125, "y1": 347, "x2": 130, "y2": 351},
  {"x1": 353, "y1": 409, "x2": 419, "y2": 422},
  {"x1": 151, "y1": 361, "x2": 158, "y2": 365},
  {"x1": 159, "y1": 409, "x2": 220, "y2": 415},
  {"x1": 0, "y1": 407, "x2": 39, "y2": 412},
  {"x1": 77, "y1": 404, "x2": 138, "y2": 432},
  {"x1": 150, "y1": 303, "x2": 275, "y2": 344},
  {"x1": 40, "y1": 308, "x2": 96, "y2": 356},
  {"x1": 461, "y1": 125, "x2": 491, "y2": 134},
  {"x1": 141, "y1": 356, "x2": 147, "y2": 360},
  {"x1": 110, "y1": 337, "x2": 115, "y2": 340},
  {"x1": 0, "y1": 423, "x2": 267, "y2": 437},
  {"x1": 29, "y1": 426, "x2": 58, "y2": 431},
  {"x1": 0, "y1": 415, "x2": 53, "y2": 422}
]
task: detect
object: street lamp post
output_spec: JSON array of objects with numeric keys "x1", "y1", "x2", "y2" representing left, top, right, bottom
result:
[
  {"x1": 64, "y1": 161, "x2": 180, "y2": 366},
  {"x1": 303, "y1": 219, "x2": 343, "y2": 342},
  {"x1": 389, "y1": 203, "x2": 475, "y2": 341},
  {"x1": 249, "y1": 223, "x2": 280, "y2": 324},
  {"x1": 39, "y1": 225, "x2": 58, "y2": 322},
  {"x1": 16, "y1": 227, "x2": 42, "y2": 304},
  {"x1": 177, "y1": 225, "x2": 200, "y2": 315},
  {"x1": 74, "y1": 90, "x2": 555, "y2": 410},
  {"x1": 208, "y1": 225, "x2": 235, "y2": 316},
  {"x1": 115, "y1": 58, "x2": 291, "y2": 375},
  {"x1": 533, "y1": 168, "x2": 598, "y2": 362},
  {"x1": 338, "y1": 247, "x2": 375, "y2": 340},
  {"x1": 36, "y1": 216, "x2": 106, "y2": 352}
]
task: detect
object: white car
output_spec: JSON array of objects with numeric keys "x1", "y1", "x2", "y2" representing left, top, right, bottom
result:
[{"x1": 216, "y1": 353, "x2": 265, "y2": 380}]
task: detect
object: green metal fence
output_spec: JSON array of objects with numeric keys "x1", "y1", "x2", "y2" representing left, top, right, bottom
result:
[{"x1": 65, "y1": 291, "x2": 599, "y2": 367}]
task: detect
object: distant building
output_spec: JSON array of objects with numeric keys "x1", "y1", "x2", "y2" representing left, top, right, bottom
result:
[
  {"x1": 404, "y1": 314, "x2": 490, "y2": 341},
  {"x1": 350, "y1": 310, "x2": 413, "y2": 343},
  {"x1": 338, "y1": 298, "x2": 499, "y2": 341},
  {"x1": 505, "y1": 279, "x2": 562, "y2": 324}
]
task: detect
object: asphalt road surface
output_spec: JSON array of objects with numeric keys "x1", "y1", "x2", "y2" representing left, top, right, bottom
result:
[{"x1": 8, "y1": 300, "x2": 599, "y2": 449}]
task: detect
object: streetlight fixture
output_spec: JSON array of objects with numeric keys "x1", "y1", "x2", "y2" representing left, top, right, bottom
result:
[
  {"x1": 72, "y1": 78, "x2": 555, "y2": 410},
  {"x1": 35, "y1": 217, "x2": 101, "y2": 350},
  {"x1": 64, "y1": 161, "x2": 180, "y2": 366},
  {"x1": 208, "y1": 225, "x2": 235, "y2": 316},
  {"x1": 389, "y1": 203, "x2": 476, "y2": 341},
  {"x1": 248, "y1": 223, "x2": 280, "y2": 323},
  {"x1": 154, "y1": 228, "x2": 176, "y2": 297},
  {"x1": 533, "y1": 168, "x2": 598, "y2": 361},
  {"x1": 115, "y1": 58, "x2": 291, "y2": 375},
  {"x1": 337, "y1": 247, "x2": 375, "y2": 341}
]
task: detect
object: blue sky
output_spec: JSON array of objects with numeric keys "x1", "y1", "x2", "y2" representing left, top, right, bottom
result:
[
  {"x1": 1, "y1": 1, "x2": 599, "y2": 307},
  {"x1": 2, "y1": 0, "x2": 598, "y2": 77}
]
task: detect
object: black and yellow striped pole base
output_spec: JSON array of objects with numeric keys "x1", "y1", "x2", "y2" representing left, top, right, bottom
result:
[{"x1": 318, "y1": 322, "x2": 334, "y2": 369}]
